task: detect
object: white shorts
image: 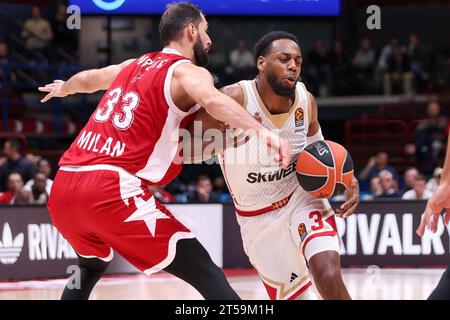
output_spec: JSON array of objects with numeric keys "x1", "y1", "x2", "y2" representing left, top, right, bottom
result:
[{"x1": 236, "y1": 186, "x2": 341, "y2": 300}]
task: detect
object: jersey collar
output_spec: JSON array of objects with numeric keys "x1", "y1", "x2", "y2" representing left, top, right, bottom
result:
[{"x1": 162, "y1": 47, "x2": 183, "y2": 56}]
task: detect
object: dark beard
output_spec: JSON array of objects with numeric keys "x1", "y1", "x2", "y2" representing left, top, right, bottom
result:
[
  {"x1": 267, "y1": 73, "x2": 296, "y2": 97},
  {"x1": 193, "y1": 36, "x2": 208, "y2": 67}
]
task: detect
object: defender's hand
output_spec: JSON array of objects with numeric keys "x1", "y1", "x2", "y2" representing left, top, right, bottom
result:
[
  {"x1": 257, "y1": 128, "x2": 291, "y2": 169},
  {"x1": 336, "y1": 177, "x2": 360, "y2": 219},
  {"x1": 416, "y1": 183, "x2": 450, "y2": 237},
  {"x1": 38, "y1": 80, "x2": 69, "y2": 102}
]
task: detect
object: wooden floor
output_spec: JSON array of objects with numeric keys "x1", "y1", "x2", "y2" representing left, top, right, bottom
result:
[{"x1": 0, "y1": 268, "x2": 445, "y2": 300}]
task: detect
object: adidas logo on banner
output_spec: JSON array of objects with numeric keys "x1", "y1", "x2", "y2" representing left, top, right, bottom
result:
[
  {"x1": 290, "y1": 273, "x2": 298, "y2": 283},
  {"x1": 0, "y1": 223, "x2": 24, "y2": 265}
]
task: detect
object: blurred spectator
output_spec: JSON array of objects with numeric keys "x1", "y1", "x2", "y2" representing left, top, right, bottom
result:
[
  {"x1": 383, "y1": 43, "x2": 413, "y2": 95},
  {"x1": 165, "y1": 177, "x2": 188, "y2": 196},
  {"x1": 401, "y1": 174, "x2": 432, "y2": 200},
  {"x1": 415, "y1": 101, "x2": 448, "y2": 174},
  {"x1": 353, "y1": 38, "x2": 376, "y2": 75},
  {"x1": 21, "y1": 6, "x2": 53, "y2": 52},
  {"x1": 307, "y1": 39, "x2": 331, "y2": 96},
  {"x1": 37, "y1": 158, "x2": 52, "y2": 178},
  {"x1": 187, "y1": 175, "x2": 220, "y2": 203},
  {"x1": 0, "y1": 42, "x2": 7, "y2": 64},
  {"x1": 0, "y1": 139, "x2": 37, "y2": 191},
  {"x1": 426, "y1": 167, "x2": 442, "y2": 193},
  {"x1": 229, "y1": 40, "x2": 254, "y2": 80},
  {"x1": 207, "y1": 43, "x2": 227, "y2": 87},
  {"x1": 24, "y1": 172, "x2": 48, "y2": 205},
  {"x1": 329, "y1": 40, "x2": 350, "y2": 95},
  {"x1": 0, "y1": 172, "x2": 27, "y2": 205},
  {"x1": 370, "y1": 177, "x2": 383, "y2": 198},
  {"x1": 407, "y1": 33, "x2": 430, "y2": 91},
  {"x1": 377, "y1": 36, "x2": 401, "y2": 73},
  {"x1": 213, "y1": 176, "x2": 228, "y2": 194},
  {"x1": 208, "y1": 43, "x2": 227, "y2": 74},
  {"x1": 213, "y1": 176, "x2": 231, "y2": 202},
  {"x1": 357, "y1": 176, "x2": 383, "y2": 200},
  {"x1": 24, "y1": 158, "x2": 53, "y2": 194},
  {"x1": 14, "y1": 188, "x2": 32, "y2": 205},
  {"x1": 378, "y1": 170, "x2": 402, "y2": 198},
  {"x1": 402, "y1": 167, "x2": 419, "y2": 193},
  {"x1": 0, "y1": 42, "x2": 17, "y2": 82},
  {"x1": 148, "y1": 185, "x2": 174, "y2": 204},
  {"x1": 25, "y1": 153, "x2": 41, "y2": 168},
  {"x1": 52, "y1": 3, "x2": 78, "y2": 57},
  {"x1": 359, "y1": 152, "x2": 399, "y2": 186},
  {"x1": 352, "y1": 38, "x2": 375, "y2": 94}
]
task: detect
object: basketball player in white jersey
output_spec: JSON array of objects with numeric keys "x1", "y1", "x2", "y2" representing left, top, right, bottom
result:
[{"x1": 187, "y1": 31, "x2": 360, "y2": 300}]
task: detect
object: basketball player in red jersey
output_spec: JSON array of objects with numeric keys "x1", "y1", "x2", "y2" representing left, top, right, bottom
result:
[
  {"x1": 38, "y1": 3, "x2": 290, "y2": 300},
  {"x1": 186, "y1": 32, "x2": 360, "y2": 300}
]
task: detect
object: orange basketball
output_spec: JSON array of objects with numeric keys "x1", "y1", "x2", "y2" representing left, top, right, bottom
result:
[{"x1": 296, "y1": 140, "x2": 354, "y2": 198}]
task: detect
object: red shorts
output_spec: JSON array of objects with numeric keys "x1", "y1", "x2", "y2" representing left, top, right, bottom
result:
[{"x1": 47, "y1": 164, "x2": 194, "y2": 275}]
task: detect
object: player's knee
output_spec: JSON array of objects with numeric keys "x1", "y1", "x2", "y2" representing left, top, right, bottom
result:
[
  {"x1": 313, "y1": 265, "x2": 341, "y2": 287},
  {"x1": 309, "y1": 252, "x2": 342, "y2": 287}
]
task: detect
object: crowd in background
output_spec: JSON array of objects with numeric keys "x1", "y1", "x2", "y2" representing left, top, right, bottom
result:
[
  {"x1": 355, "y1": 152, "x2": 442, "y2": 201},
  {"x1": 0, "y1": 139, "x2": 52, "y2": 206},
  {"x1": 1, "y1": 5, "x2": 450, "y2": 97},
  {"x1": 210, "y1": 34, "x2": 450, "y2": 97}
]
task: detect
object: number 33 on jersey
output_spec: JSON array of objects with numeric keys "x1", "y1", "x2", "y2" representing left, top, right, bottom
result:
[{"x1": 59, "y1": 49, "x2": 200, "y2": 186}]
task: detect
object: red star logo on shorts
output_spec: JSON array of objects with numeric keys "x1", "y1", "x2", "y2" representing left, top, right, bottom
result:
[{"x1": 124, "y1": 196, "x2": 170, "y2": 236}]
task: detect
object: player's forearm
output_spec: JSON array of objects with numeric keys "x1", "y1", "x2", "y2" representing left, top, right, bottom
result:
[
  {"x1": 61, "y1": 69, "x2": 105, "y2": 95},
  {"x1": 441, "y1": 134, "x2": 450, "y2": 184},
  {"x1": 203, "y1": 94, "x2": 265, "y2": 133}
]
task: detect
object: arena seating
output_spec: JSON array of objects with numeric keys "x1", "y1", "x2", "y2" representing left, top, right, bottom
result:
[{"x1": 346, "y1": 101, "x2": 450, "y2": 172}]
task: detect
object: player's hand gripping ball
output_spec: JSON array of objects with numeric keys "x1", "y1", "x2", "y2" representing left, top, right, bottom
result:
[{"x1": 296, "y1": 140, "x2": 354, "y2": 198}]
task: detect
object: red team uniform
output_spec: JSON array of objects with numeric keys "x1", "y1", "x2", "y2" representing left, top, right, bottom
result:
[{"x1": 48, "y1": 48, "x2": 201, "y2": 274}]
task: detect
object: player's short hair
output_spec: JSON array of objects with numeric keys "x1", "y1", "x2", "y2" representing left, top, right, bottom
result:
[
  {"x1": 159, "y1": 2, "x2": 204, "y2": 46},
  {"x1": 254, "y1": 31, "x2": 299, "y2": 63}
]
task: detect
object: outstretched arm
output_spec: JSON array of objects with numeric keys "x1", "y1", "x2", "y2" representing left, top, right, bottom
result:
[
  {"x1": 38, "y1": 59, "x2": 135, "y2": 102},
  {"x1": 417, "y1": 134, "x2": 450, "y2": 236}
]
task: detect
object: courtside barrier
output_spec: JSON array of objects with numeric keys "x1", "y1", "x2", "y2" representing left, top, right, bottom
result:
[{"x1": 0, "y1": 200, "x2": 448, "y2": 280}]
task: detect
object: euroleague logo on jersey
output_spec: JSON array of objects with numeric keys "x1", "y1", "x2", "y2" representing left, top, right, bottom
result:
[
  {"x1": 253, "y1": 112, "x2": 263, "y2": 124},
  {"x1": 294, "y1": 108, "x2": 304, "y2": 127},
  {"x1": 93, "y1": 0, "x2": 126, "y2": 11},
  {"x1": 298, "y1": 223, "x2": 307, "y2": 241}
]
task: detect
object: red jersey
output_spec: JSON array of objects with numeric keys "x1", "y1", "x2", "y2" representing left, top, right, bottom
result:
[
  {"x1": 0, "y1": 191, "x2": 14, "y2": 205},
  {"x1": 60, "y1": 49, "x2": 200, "y2": 185}
]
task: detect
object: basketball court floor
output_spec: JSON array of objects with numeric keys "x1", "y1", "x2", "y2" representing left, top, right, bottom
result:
[{"x1": 0, "y1": 268, "x2": 444, "y2": 300}]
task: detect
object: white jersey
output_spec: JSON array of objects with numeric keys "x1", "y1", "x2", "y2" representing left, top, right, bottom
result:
[{"x1": 218, "y1": 79, "x2": 311, "y2": 213}]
